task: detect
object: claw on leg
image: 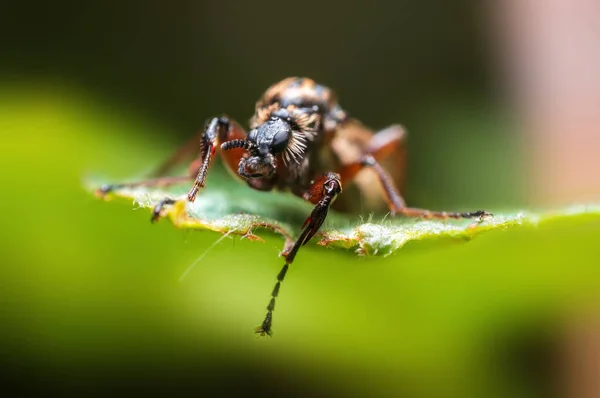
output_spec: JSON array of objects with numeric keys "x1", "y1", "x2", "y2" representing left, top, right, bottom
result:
[
  {"x1": 95, "y1": 184, "x2": 118, "y2": 198},
  {"x1": 94, "y1": 176, "x2": 193, "y2": 200},
  {"x1": 340, "y1": 154, "x2": 493, "y2": 221},
  {"x1": 392, "y1": 206, "x2": 493, "y2": 221},
  {"x1": 151, "y1": 198, "x2": 178, "y2": 223}
]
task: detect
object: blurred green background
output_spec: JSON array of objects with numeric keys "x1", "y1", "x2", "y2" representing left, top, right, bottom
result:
[{"x1": 1, "y1": 1, "x2": 599, "y2": 398}]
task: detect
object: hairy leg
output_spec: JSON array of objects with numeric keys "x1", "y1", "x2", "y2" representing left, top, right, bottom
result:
[
  {"x1": 255, "y1": 173, "x2": 342, "y2": 336},
  {"x1": 96, "y1": 176, "x2": 193, "y2": 198},
  {"x1": 338, "y1": 125, "x2": 491, "y2": 220}
]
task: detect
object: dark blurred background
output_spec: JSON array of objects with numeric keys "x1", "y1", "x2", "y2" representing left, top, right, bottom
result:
[
  {"x1": 2, "y1": 1, "x2": 600, "y2": 398},
  {"x1": 2, "y1": 0, "x2": 491, "y2": 124},
  {"x1": 1, "y1": 0, "x2": 523, "y2": 210}
]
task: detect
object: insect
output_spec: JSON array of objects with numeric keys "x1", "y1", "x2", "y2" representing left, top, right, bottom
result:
[{"x1": 98, "y1": 77, "x2": 491, "y2": 336}]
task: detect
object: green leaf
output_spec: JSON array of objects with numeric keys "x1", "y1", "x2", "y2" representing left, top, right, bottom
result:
[{"x1": 89, "y1": 168, "x2": 600, "y2": 256}]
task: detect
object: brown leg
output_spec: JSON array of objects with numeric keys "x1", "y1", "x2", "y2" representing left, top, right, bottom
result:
[
  {"x1": 255, "y1": 173, "x2": 342, "y2": 337},
  {"x1": 96, "y1": 175, "x2": 193, "y2": 198},
  {"x1": 338, "y1": 126, "x2": 492, "y2": 220},
  {"x1": 147, "y1": 130, "x2": 204, "y2": 178},
  {"x1": 185, "y1": 116, "x2": 252, "y2": 202},
  {"x1": 337, "y1": 124, "x2": 406, "y2": 185},
  {"x1": 186, "y1": 117, "x2": 230, "y2": 202},
  {"x1": 101, "y1": 125, "x2": 206, "y2": 193},
  {"x1": 96, "y1": 129, "x2": 206, "y2": 198},
  {"x1": 151, "y1": 117, "x2": 251, "y2": 222},
  {"x1": 147, "y1": 113, "x2": 247, "y2": 179},
  {"x1": 100, "y1": 116, "x2": 249, "y2": 223},
  {"x1": 140, "y1": 116, "x2": 232, "y2": 222}
]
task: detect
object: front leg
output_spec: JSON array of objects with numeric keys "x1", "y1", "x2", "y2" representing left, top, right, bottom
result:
[
  {"x1": 186, "y1": 117, "x2": 230, "y2": 202},
  {"x1": 151, "y1": 117, "x2": 250, "y2": 222},
  {"x1": 255, "y1": 173, "x2": 342, "y2": 337}
]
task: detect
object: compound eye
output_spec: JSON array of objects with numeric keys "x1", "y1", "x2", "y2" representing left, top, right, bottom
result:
[
  {"x1": 247, "y1": 129, "x2": 258, "y2": 143},
  {"x1": 271, "y1": 129, "x2": 290, "y2": 154}
]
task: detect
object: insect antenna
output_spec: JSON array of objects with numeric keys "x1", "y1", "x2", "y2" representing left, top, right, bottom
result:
[{"x1": 221, "y1": 139, "x2": 256, "y2": 152}]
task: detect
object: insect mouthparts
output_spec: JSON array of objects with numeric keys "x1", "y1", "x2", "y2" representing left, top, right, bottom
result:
[{"x1": 258, "y1": 143, "x2": 270, "y2": 156}]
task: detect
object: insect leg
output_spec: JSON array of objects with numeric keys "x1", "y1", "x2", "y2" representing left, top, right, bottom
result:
[
  {"x1": 96, "y1": 176, "x2": 193, "y2": 198},
  {"x1": 255, "y1": 173, "x2": 342, "y2": 337},
  {"x1": 148, "y1": 113, "x2": 246, "y2": 179},
  {"x1": 186, "y1": 117, "x2": 230, "y2": 202},
  {"x1": 337, "y1": 124, "x2": 406, "y2": 200},
  {"x1": 338, "y1": 125, "x2": 491, "y2": 220},
  {"x1": 96, "y1": 125, "x2": 211, "y2": 198},
  {"x1": 150, "y1": 197, "x2": 178, "y2": 223},
  {"x1": 362, "y1": 155, "x2": 490, "y2": 220},
  {"x1": 150, "y1": 117, "x2": 249, "y2": 222},
  {"x1": 147, "y1": 130, "x2": 205, "y2": 178},
  {"x1": 96, "y1": 128, "x2": 208, "y2": 198}
]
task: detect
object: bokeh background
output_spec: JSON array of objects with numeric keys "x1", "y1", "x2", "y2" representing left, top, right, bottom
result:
[{"x1": 1, "y1": 1, "x2": 599, "y2": 397}]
